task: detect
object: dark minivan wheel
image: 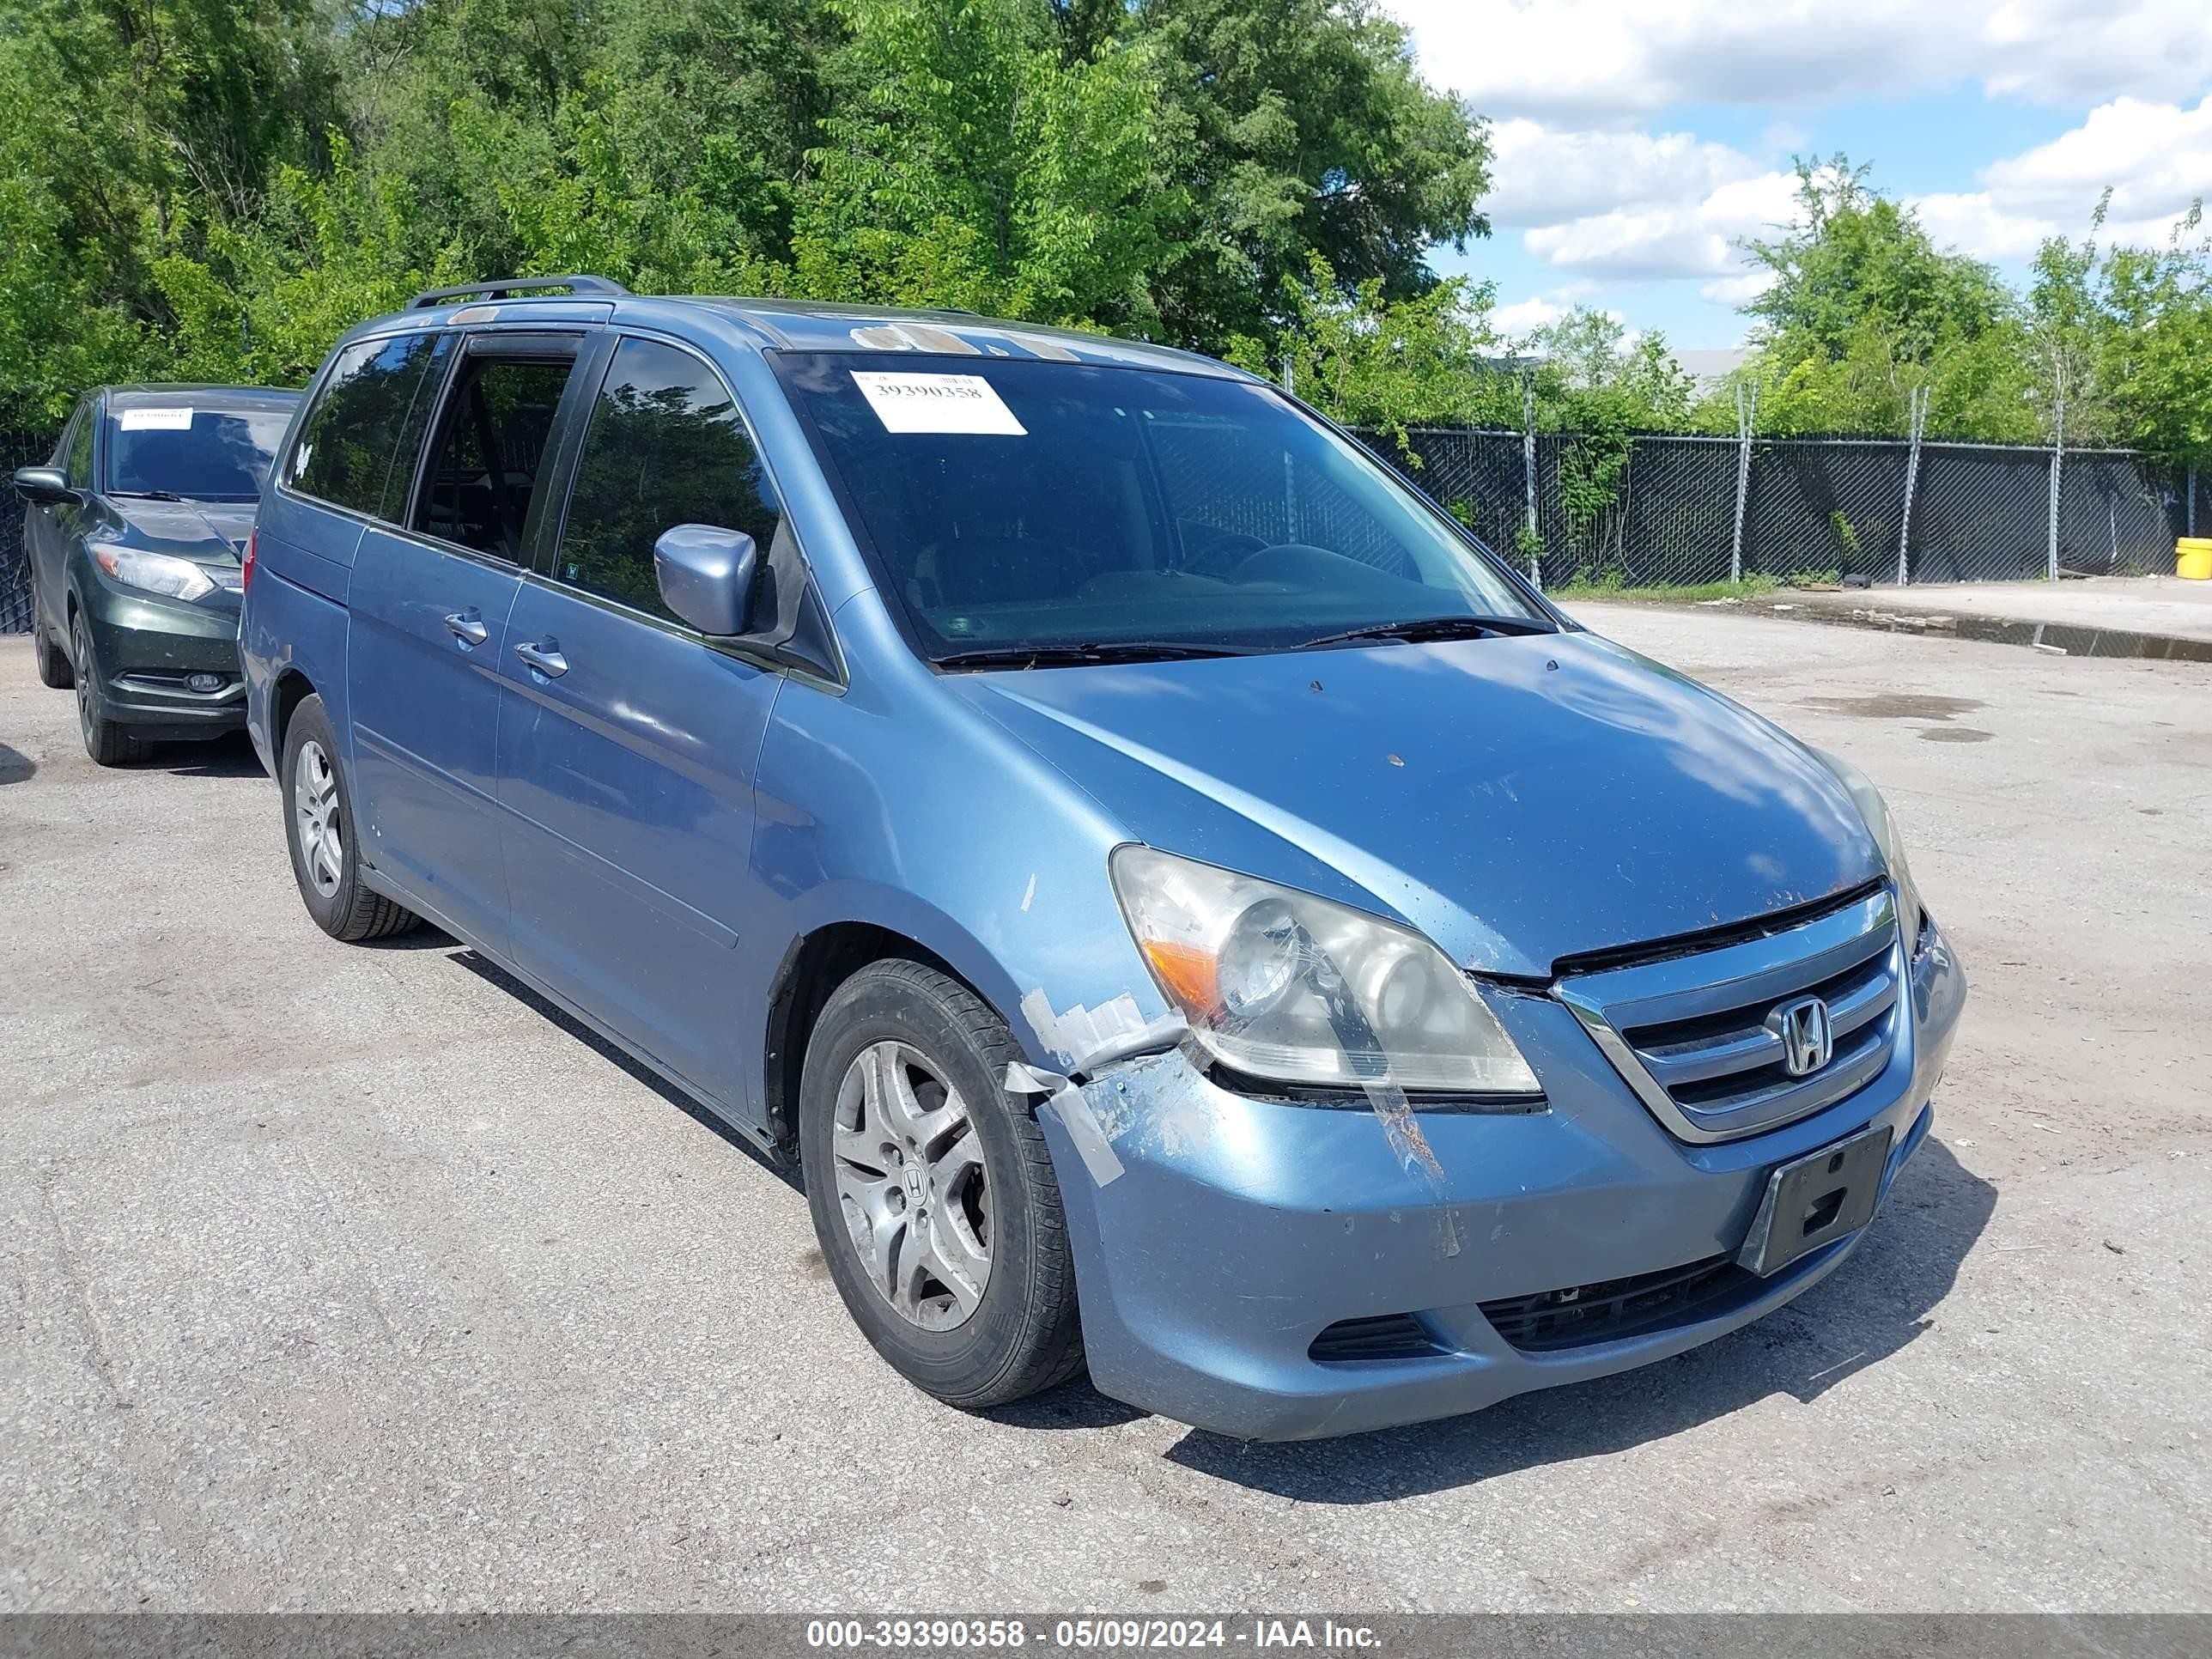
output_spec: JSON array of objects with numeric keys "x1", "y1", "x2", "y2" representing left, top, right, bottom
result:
[
  {"x1": 281, "y1": 694, "x2": 423, "y2": 942},
  {"x1": 800, "y1": 960, "x2": 1085, "y2": 1410},
  {"x1": 71, "y1": 611, "x2": 143, "y2": 766}
]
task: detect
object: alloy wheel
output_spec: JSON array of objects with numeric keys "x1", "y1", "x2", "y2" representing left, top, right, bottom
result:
[
  {"x1": 71, "y1": 617, "x2": 94, "y2": 747},
  {"x1": 830, "y1": 1040, "x2": 993, "y2": 1330},
  {"x1": 293, "y1": 738, "x2": 344, "y2": 897}
]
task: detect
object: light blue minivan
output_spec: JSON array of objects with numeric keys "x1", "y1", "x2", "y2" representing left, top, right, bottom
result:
[{"x1": 240, "y1": 276, "x2": 1965, "y2": 1440}]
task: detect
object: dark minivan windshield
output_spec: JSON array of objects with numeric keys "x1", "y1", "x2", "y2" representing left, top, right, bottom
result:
[
  {"x1": 777, "y1": 354, "x2": 1545, "y2": 662},
  {"x1": 105, "y1": 402, "x2": 295, "y2": 501}
]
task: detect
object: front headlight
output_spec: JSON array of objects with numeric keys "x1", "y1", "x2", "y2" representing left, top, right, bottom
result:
[
  {"x1": 1817, "y1": 750, "x2": 1923, "y2": 945},
  {"x1": 1109, "y1": 845, "x2": 1540, "y2": 1097},
  {"x1": 91, "y1": 544, "x2": 219, "y2": 604}
]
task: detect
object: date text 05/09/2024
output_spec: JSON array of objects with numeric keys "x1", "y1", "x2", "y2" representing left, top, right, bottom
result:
[{"x1": 804, "y1": 1620, "x2": 1384, "y2": 1651}]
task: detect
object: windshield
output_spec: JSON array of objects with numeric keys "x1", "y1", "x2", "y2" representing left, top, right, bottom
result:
[
  {"x1": 776, "y1": 354, "x2": 1546, "y2": 662},
  {"x1": 104, "y1": 404, "x2": 295, "y2": 501}
]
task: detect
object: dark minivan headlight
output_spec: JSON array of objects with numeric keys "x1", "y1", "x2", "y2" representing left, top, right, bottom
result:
[{"x1": 1109, "y1": 845, "x2": 1540, "y2": 1097}]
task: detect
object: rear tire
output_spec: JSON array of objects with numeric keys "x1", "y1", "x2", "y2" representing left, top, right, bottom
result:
[
  {"x1": 71, "y1": 612, "x2": 143, "y2": 766},
  {"x1": 800, "y1": 960, "x2": 1085, "y2": 1410},
  {"x1": 281, "y1": 694, "x2": 423, "y2": 942}
]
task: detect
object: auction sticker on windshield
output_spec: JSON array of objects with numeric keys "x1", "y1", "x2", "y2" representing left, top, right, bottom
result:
[
  {"x1": 118, "y1": 407, "x2": 195, "y2": 431},
  {"x1": 851, "y1": 372, "x2": 1026, "y2": 436}
]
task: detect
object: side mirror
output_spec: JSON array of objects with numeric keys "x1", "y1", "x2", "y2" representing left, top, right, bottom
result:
[
  {"x1": 12, "y1": 465, "x2": 76, "y2": 507},
  {"x1": 653, "y1": 523, "x2": 758, "y2": 637}
]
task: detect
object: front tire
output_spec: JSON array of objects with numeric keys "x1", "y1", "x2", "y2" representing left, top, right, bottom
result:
[
  {"x1": 800, "y1": 960, "x2": 1085, "y2": 1409},
  {"x1": 281, "y1": 694, "x2": 422, "y2": 942},
  {"x1": 71, "y1": 612, "x2": 143, "y2": 766}
]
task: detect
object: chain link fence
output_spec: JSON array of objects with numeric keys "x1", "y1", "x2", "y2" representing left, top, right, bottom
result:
[
  {"x1": 1, "y1": 427, "x2": 54, "y2": 635},
  {"x1": 0, "y1": 417, "x2": 2206, "y2": 633},
  {"x1": 1364, "y1": 426, "x2": 2204, "y2": 591}
]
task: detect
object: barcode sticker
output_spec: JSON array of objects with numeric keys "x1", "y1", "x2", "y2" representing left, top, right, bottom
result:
[{"x1": 851, "y1": 373, "x2": 1025, "y2": 436}]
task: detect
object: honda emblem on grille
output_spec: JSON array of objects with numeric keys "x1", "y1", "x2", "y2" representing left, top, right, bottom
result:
[{"x1": 1770, "y1": 995, "x2": 1834, "y2": 1077}]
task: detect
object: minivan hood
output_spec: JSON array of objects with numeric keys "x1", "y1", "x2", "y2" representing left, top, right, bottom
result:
[
  {"x1": 105, "y1": 496, "x2": 255, "y2": 564},
  {"x1": 949, "y1": 630, "x2": 1883, "y2": 980}
]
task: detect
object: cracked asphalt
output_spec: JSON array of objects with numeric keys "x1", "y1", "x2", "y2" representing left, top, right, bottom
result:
[{"x1": 2, "y1": 605, "x2": 2207, "y2": 1612}]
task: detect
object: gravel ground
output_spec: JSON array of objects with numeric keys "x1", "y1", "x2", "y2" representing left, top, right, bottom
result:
[{"x1": 2, "y1": 604, "x2": 2207, "y2": 1613}]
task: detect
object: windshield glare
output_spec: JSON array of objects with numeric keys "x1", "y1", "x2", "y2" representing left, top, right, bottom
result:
[
  {"x1": 778, "y1": 354, "x2": 1544, "y2": 662},
  {"x1": 105, "y1": 405, "x2": 293, "y2": 501}
]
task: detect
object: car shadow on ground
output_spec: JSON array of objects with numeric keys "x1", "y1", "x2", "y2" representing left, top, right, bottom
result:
[
  {"x1": 1155, "y1": 1136, "x2": 1995, "y2": 1500},
  {"x1": 0, "y1": 740, "x2": 33, "y2": 785},
  {"x1": 155, "y1": 732, "x2": 266, "y2": 778},
  {"x1": 447, "y1": 945, "x2": 805, "y2": 1194}
]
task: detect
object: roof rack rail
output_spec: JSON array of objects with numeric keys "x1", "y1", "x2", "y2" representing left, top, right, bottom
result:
[{"x1": 407, "y1": 275, "x2": 632, "y2": 310}]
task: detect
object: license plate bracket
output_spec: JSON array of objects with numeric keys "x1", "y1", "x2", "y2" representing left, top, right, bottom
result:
[{"x1": 1738, "y1": 1122, "x2": 1894, "y2": 1277}]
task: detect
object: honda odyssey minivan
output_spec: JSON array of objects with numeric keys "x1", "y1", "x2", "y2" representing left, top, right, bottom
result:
[{"x1": 240, "y1": 276, "x2": 1965, "y2": 1440}]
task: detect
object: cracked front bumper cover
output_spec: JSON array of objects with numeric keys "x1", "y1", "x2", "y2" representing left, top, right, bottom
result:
[{"x1": 1037, "y1": 920, "x2": 1965, "y2": 1441}]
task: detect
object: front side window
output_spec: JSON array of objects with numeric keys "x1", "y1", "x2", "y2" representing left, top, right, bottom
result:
[
  {"x1": 554, "y1": 337, "x2": 785, "y2": 623},
  {"x1": 106, "y1": 404, "x2": 295, "y2": 501},
  {"x1": 775, "y1": 354, "x2": 1542, "y2": 663},
  {"x1": 413, "y1": 354, "x2": 574, "y2": 562},
  {"x1": 290, "y1": 331, "x2": 449, "y2": 517}
]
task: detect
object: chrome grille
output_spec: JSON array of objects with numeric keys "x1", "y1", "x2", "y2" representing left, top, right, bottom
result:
[{"x1": 1556, "y1": 889, "x2": 1903, "y2": 1144}]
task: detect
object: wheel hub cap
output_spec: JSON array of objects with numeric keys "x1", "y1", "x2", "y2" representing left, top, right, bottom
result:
[
  {"x1": 293, "y1": 739, "x2": 344, "y2": 898},
  {"x1": 830, "y1": 1040, "x2": 993, "y2": 1331}
]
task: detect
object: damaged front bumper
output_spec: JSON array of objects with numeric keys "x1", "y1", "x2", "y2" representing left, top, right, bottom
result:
[{"x1": 1036, "y1": 918, "x2": 1965, "y2": 1441}]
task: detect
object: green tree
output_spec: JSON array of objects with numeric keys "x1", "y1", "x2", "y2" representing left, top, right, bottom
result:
[
  {"x1": 1074, "y1": 0, "x2": 1492, "y2": 352},
  {"x1": 1227, "y1": 253, "x2": 1507, "y2": 442},
  {"x1": 1729, "y1": 156, "x2": 2035, "y2": 438},
  {"x1": 0, "y1": 0, "x2": 340, "y2": 421},
  {"x1": 790, "y1": 0, "x2": 1169, "y2": 326},
  {"x1": 2090, "y1": 204, "x2": 2212, "y2": 467}
]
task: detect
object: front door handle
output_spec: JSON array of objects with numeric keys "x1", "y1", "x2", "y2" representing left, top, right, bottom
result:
[
  {"x1": 444, "y1": 609, "x2": 489, "y2": 647},
  {"x1": 515, "y1": 639, "x2": 568, "y2": 678}
]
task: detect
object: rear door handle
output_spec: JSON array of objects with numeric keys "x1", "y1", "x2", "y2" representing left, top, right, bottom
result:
[
  {"x1": 515, "y1": 640, "x2": 568, "y2": 678},
  {"x1": 444, "y1": 609, "x2": 489, "y2": 647}
]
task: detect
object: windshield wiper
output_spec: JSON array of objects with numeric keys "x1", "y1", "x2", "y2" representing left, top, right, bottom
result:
[
  {"x1": 935, "y1": 640, "x2": 1261, "y2": 670},
  {"x1": 1294, "y1": 614, "x2": 1553, "y2": 650},
  {"x1": 111, "y1": 489, "x2": 189, "y2": 502}
]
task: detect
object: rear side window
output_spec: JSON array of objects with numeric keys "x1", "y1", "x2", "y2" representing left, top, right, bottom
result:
[
  {"x1": 553, "y1": 337, "x2": 785, "y2": 622},
  {"x1": 412, "y1": 355, "x2": 575, "y2": 563},
  {"x1": 289, "y1": 331, "x2": 448, "y2": 517}
]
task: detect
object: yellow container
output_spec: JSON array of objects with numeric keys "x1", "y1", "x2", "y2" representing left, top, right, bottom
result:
[{"x1": 2181, "y1": 538, "x2": 2212, "y2": 581}]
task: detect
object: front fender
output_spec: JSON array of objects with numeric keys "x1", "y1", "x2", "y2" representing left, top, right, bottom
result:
[{"x1": 748, "y1": 615, "x2": 1172, "y2": 1077}]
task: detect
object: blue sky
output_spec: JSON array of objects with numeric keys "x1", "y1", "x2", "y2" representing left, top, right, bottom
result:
[{"x1": 1388, "y1": 1, "x2": 2212, "y2": 350}]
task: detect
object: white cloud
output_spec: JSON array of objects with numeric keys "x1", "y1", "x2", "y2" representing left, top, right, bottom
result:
[
  {"x1": 1978, "y1": 95, "x2": 2212, "y2": 228},
  {"x1": 1701, "y1": 271, "x2": 1778, "y2": 307},
  {"x1": 1390, "y1": 0, "x2": 2212, "y2": 123},
  {"x1": 1911, "y1": 95, "x2": 2212, "y2": 259},
  {"x1": 1485, "y1": 119, "x2": 1763, "y2": 228},
  {"x1": 1911, "y1": 193, "x2": 2056, "y2": 262},
  {"x1": 1490, "y1": 293, "x2": 1577, "y2": 335},
  {"x1": 1474, "y1": 94, "x2": 2209, "y2": 292},
  {"x1": 1521, "y1": 168, "x2": 1803, "y2": 282}
]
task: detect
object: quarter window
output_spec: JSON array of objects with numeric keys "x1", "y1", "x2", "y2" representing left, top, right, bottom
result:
[
  {"x1": 555, "y1": 337, "x2": 784, "y2": 623},
  {"x1": 413, "y1": 356, "x2": 574, "y2": 562},
  {"x1": 62, "y1": 402, "x2": 95, "y2": 489},
  {"x1": 289, "y1": 331, "x2": 449, "y2": 518}
]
